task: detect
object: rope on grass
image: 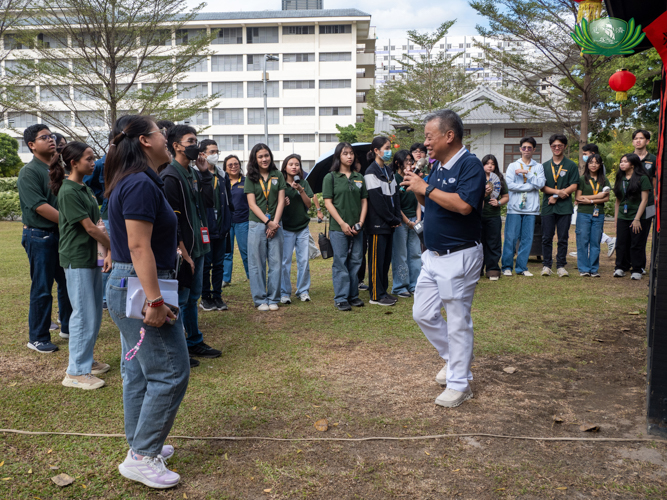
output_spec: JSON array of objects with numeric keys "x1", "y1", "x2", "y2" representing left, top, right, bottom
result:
[{"x1": 2, "y1": 428, "x2": 665, "y2": 443}]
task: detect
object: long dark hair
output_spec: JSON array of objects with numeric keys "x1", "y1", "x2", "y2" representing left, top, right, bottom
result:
[
  {"x1": 104, "y1": 115, "x2": 156, "y2": 198},
  {"x1": 49, "y1": 141, "x2": 91, "y2": 195},
  {"x1": 331, "y1": 142, "x2": 355, "y2": 172},
  {"x1": 613, "y1": 153, "x2": 649, "y2": 199},
  {"x1": 246, "y1": 143, "x2": 277, "y2": 183},
  {"x1": 481, "y1": 154, "x2": 505, "y2": 184},
  {"x1": 583, "y1": 154, "x2": 607, "y2": 187},
  {"x1": 366, "y1": 136, "x2": 390, "y2": 162},
  {"x1": 281, "y1": 153, "x2": 303, "y2": 179},
  {"x1": 391, "y1": 150, "x2": 412, "y2": 175}
]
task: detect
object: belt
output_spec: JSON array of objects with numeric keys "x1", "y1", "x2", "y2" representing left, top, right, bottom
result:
[
  {"x1": 24, "y1": 226, "x2": 57, "y2": 233},
  {"x1": 432, "y1": 241, "x2": 479, "y2": 257}
]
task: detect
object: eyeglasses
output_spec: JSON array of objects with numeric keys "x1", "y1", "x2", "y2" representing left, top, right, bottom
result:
[
  {"x1": 179, "y1": 138, "x2": 199, "y2": 147},
  {"x1": 550, "y1": 144, "x2": 565, "y2": 149},
  {"x1": 36, "y1": 134, "x2": 57, "y2": 143},
  {"x1": 146, "y1": 127, "x2": 168, "y2": 138},
  {"x1": 520, "y1": 146, "x2": 534, "y2": 152}
]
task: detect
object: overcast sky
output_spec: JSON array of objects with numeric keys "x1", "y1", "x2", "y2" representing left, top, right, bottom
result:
[{"x1": 189, "y1": 0, "x2": 489, "y2": 40}]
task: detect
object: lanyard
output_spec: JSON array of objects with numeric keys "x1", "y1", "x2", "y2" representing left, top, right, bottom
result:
[
  {"x1": 259, "y1": 176, "x2": 272, "y2": 212},
  {"x1": 622, "y1": 179, "x2": 628, "y2": 197},
  {"x1": 588, "y1": 179, "x2": 599, "y2": 195},
  {"x1": 519, "y1": 161, "x2": 532, "y2": 183},
  {"x1": 551, "y1": 161, "x2": 564, "y2": 187}
]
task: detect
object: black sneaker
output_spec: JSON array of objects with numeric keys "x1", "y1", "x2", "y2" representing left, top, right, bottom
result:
[
  {"x1": 188, "y1": 342, "x2": 222, "y2": 358},
  {"x1": 27, "y1": 341, "x2": 59, "y2": 353},
  {"x1": 385, "y1": 294, "x2": 399, "y2": 303},
  {"x1": 199, "y1": 297, "x2": 216, "y2": 311},
  {"x1": 349, "y1": 298, "x2": 364, "y2": 307},
  {"x1": 102, "y1": 301, "x2": 108, "y2": 311},
  {"x1": 335, "y1": 301, "x2": 352, "y2": 311},
  {"x1": 369, "y1": 297, "x2": 396, "y2": 306},
  {"x1": 358, "y1": 282, "x2": 369, "y2": 291},
  {"x1": 397, "y1": 291, "x2": 412, "y2": 298},
  {"x1": 214, "y1": 298, "x2": 228, "y2": 311},
  {"x1": 189, "y1": 357, "x2": 200, "y2": 368}
]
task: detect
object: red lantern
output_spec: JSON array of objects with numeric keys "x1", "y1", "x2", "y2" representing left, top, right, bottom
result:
[{"x1": 608, "y1": 68, "x2": 636, "y2": 101}]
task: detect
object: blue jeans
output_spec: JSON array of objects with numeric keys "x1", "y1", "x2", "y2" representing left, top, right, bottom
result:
[
  {"x1": 107, "y1": 262, "x2": 189, "y2": 457},
  {"x1": 178, "y1": 254, "x2": 204, "y2": 347},
  {"x1": 203, "y1": 235, "x2": 226, "y2": 300},
  {"x1": 330, "y1": 230, "x2": 363, "y2": 303},
  {"x1": 248, "y1": 221, "x2": 283, "y2": 306},
  {"x1": 281, "y1": 226, "x2": 311, "y2": 298},
  {"x1": 102, "y1": 219, "x2": 110, "y2": 302},
  {"x1": 223, "y1": 221, "x2": 249, "y2": 283},
  {"x1": 21, "y1": 228, "x2": 72, "y2": 343},
  {"x1": 64, "y1": 266, "x2": 103, "y2": 375},
  {"x1": 576, "y1": 212, "x2": 604, "y2": 274},
  {"x1": 391, "y1": 218, "x2": 421, "y2": 294},
  {"x1": 502, "y1": 214, "x2": 535, "y2": 273}
]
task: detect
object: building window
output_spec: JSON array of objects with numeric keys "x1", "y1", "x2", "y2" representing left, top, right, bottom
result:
[
  {"x1": 211, "y1": 55, "x2": 243, "y2": 72},
  {"x1": 439, "y1": 44, "x2": 445, "y2": 48},
  {"x1": 319, "y1": 79, "x2": 351, "y2": 89},
  {"x1": 75, "y1": 111, "x2": 105, "y2": 127},
  {"x1": 320, "y1": 107, "x2": 351, "y2": 116},
  {"x1": 40, "y1": 85, "x2": 69, "y2": 102},
  {"x1": 212, "y1": 109, "x2": 244, "y2": 125},
  {"x1": 247, "y1": 81, "x2": 278, "y2": 98},
  {"x1": 504, "y1": 144, "x2": 542, "y2": 168},
  {"x1": 247, "y1": 108, "x2": 279, "y2": 125},
  {"x1": 8, "y1": 112, "x2": 37, "y2": 128},
  {"x1": 283, "y1": 80, "x2": 315, "y2": 89},
  {"x1": 319, "y1": 133, "x2": 338, "y2": 142},
  {"x1": 319, "y1": 52, "x2": 352, "y2": 62},
  {"x1": 176, "y1": 83, "x2": 208, "y2": 99},
  {"x1": 38, "y1": 33, "x2": 66, "y2": 49},
  {"x1": 212, "y1": 28, "x2": 243, "y2": 44},
  {"x1": 212, "y1": 82, "x2": 243, "y2": 98},
  {"x1": 283, "y1": 107, "x2": 315, "y2": 116},
  {"x1": 213, "y1": 135, "x2": 244, "y2": 150},
  {"x1": 447, "y1": 43, "x2": 452, "y2": 49},
  {"x1": 466, "y1": 43, "x2": 471, "y2": 48},
  {"x1": 282, "y1": 26, "x2": 315, "y2": 35},
  {"x1": 283, "y1": 134, "x2": 315, "y2": 143},
  {"x1": 283, "y1": 53, "x2": 314, "y2": 62},
  {"x1": 182, "y1": 110, "x2": 209, "y2": 126},
  {"x1": 73, "y1": 85, "x2": 104, "y2": 101},
  {"x1": 319, "y1": 25, "x2": 351, "y2": 34},
  {"x1": 179, "y1": 56, "x2": 207, "y2": 72},
  {"x1": 246, "y1": 27, "x2": 278, "y2": 44},
  {"x1": 4, "y1": 34, "x2": 31, "y2": 50},
  {"x1": 248, "y1": 134, "x2": 279, "y2": 151},
  {"x1": 504, "y1": 128, "x2": 543, "y2": 138},
  {"x1": 247, "y1": 54, "x2": 278, "y2": 71},
  {"x1": 45, "y1": 111, "x2": 72, "y2": 127},
  {"x1": 19, "y1": 139, "x2": 32, "y2": 153},
  {"x1": 175, "y1": 29, "x2": 206, "y2": 46}
]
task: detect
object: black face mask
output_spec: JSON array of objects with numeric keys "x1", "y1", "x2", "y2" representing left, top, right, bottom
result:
[{"x1": 184, "y1": 145, "x2": 199, "y2": 162}]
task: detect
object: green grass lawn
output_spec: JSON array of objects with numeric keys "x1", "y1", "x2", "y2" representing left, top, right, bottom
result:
[{"x1": 0, "y1": 220, "x2": 660, "y2": 499}]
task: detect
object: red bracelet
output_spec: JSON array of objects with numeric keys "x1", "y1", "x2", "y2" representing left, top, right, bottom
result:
[{"x1": 147, "y1": 299, "x2": 164, "y2": 308}]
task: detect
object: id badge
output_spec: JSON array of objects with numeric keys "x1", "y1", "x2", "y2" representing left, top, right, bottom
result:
[
  {"x1": 200, "y1": 227, "x2": 210, "y2": 244},
  {"x1": 623, "y1": 204, "x2": 628, "y2": 214},
  {"x1": 593, "y1": 206, "x2": 600, "y2": 217},
  {"x1": 265, "y1": 213, "x2": 272, "y2": 221}
]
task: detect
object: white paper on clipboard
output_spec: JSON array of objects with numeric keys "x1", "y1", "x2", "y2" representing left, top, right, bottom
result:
[{"x1": 126, "y1": 277, "x2": 179, "y2": 320}]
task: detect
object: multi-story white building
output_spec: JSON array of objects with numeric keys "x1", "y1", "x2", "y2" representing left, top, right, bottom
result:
[{"x1": 6, "y1": 8, "x2": 376, "y2": 169}]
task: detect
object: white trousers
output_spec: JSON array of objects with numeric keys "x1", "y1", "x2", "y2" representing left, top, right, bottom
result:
[{"x1": 413, "y1": 245, "x2": 483, "y2": 392}]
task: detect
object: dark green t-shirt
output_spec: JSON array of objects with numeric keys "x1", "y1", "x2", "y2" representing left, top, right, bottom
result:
[
  {"x1": 244, "y1": 170, "x2": 287, "y2": 223},
  {"x1": 282, "y1": 178, "x2": 314, "y2": 233},
  {"x1": 641, "y1": 152, "x2": 656, "y2": 210},
  {"x1": 482, "y1": 178, "x2": 508, "y2": 218},
  {"x1": 17, "y1": 157, "x2": 59, "y2": 231},
  {"x1": 322, "y1": 171, "x2": 368, "y2": 232},
  {"x1": 171, "y1": 159, "x2": 210, "y2": 259},
  {"x1": 617, "y1": 174, "x2": 652, "y2": 221},
  {"x1": 395, "y1": 173, "x2": 418, "y2": 219},
  {"x1": 577, "y1": 175, "x2": 610, "y2": 214},
  {"x1": 541, "y1": 157, "x2": 580, "y2": 216},
  {"x1": 57, "y1": 180, "x2": 100, "y2": 268}
]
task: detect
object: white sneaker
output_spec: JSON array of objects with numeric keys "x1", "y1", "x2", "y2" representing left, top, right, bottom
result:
[
  {"x1": 488, "y1": 276, "x2": 499, "y2": 281},
  {"x1": 269, "y1": 303, "x2": 279, "y2": 311},
  {"x1": 299, "y1": 292, "x2": 311, "y2": 302},
  {"x1": 257, "y1": 303, "x2": 270, "y2": 311},
  {"x1": 91, "y1": 360, "x2": 111, "y2": 375},
  {"x1": 631, "y1": 273, "x2": 642, "y2": 280},
  {"x1": 435, "y1": 387, "x2": 473, "y2": 408},
  {"x1": 579, "y1": 272, "x2": 590, "y2": 277},
  {"x1": 435, "y1": 364, "x2": 447, "y2": 385},
  {"x1": 541, "y1": 266, "x2": 552, "y2": 276},
  {"x1": 569, "y1": 252, "x2": 578, "y2": 257},
  {"x1": 557, "y1": 268, "x2": 569, "y2": 277},
  {"x1": 502, "y1": 269, "x2": 512, "y2": 277},
  {"x1": 518, "y1": 270, "x2": 533, "y2": 277},
  {"x1": 607, "y1": 238, "x2": 616, "y2": 257},
  {"x1": 59, "y1": 331, "x2": 70, "y2": 339},
  {"x1": 62, "y1": 373, "x2": 105, "y2": 390},
  {"x1": 642, "y1": 268, "x2": 647, "y2": 275},
  {"x1": 118, "y1": 453, "x2": 180, "y2": 489},
  {"x1": 280, "y1": 296, "x2": 291, "y2": 304},
  {"x1": 613, "y1": 269, "x2": 626, "y2": 278}
]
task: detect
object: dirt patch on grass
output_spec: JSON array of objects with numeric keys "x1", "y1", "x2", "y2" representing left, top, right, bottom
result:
[{"x1": 0, "y1": 352, "x2": 65, "y2": 383}]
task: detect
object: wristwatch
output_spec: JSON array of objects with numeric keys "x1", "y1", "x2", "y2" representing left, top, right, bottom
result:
[{"x1": 425, "y1": 185, "x2": 436, "y2": 198}]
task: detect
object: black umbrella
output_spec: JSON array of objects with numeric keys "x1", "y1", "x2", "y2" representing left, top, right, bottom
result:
[{"x1": 306, "y1": 142, "x2": 373, "y2": 194}]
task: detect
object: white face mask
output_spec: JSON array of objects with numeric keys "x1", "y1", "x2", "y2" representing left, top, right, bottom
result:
[{"x1": 206, "y1": 154, "x2": 219, "y2": 166}]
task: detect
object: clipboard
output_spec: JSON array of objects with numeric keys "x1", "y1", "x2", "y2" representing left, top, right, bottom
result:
[{"x1": 126, "y1": 277, "x2": 179, "y2": 320}]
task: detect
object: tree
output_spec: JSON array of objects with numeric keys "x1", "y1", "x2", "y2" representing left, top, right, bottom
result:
[
  {"x1": 335, "y1": 89, "x2": 378, "y2": 144},
  {"x1": 374, "y1": 21, "x2": 477, "y2": 144},
  {"x1": 3, "y1": 0, "x2": 218, "y2": 155},
  {"x1": 470, "y1": 0, "x2": 615, "y2": 164},
  {"x1": 0, "y1": 133, "x2": 22, "y2": 177}
]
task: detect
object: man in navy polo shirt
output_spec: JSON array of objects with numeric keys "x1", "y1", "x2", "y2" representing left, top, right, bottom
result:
[{"x1": 400, "y1": 109, "x2": 485, "y2": 408}]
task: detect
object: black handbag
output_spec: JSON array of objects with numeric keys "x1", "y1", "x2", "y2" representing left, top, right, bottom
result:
[{"x1": 318, "y1": 174, "x2": 335, "y2": 259}]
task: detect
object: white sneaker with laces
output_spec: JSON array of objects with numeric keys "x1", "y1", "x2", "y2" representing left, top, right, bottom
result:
[
  {"x1": 488, "y1": 276, "x2": 499, "y2": 281},
  {"x1": 257, "y1": 303, "x2": 270, "y2": 311},
  {"x1": 435, "y1": 387, "x2": 473, "y2": 408},
  {"x1": 91, "y1": 360, "x2": 110, "y2": 375},
  {"x1": 518, "y1": 270, "x2": 533, "y2": 277},
  {"x1": 631, "y1": 273, "x2": 642, "y2": 280},
  {"x1": 118, "y1": 453, "x2": 180, "y2": 489},
  {"x1": 541, "y1": 266, "x2": 552, "y2": 276},
  {"x1": 613, "y1": 269, "x2": 626, "y2": 278},
  {"x1": 579, "y1": 272, "x2": 590, "y2": 277},
  {"x1": 557, "y1": 268, "x2": 569, "y2": 277},
  {"x1": 299, "y1": 292, "x2": 311, "y2": 302},
  {"x1": 435, "y1": 364, "x2": 447, "y2": 385},
  {"x1": 280, "y1": 296, "x2": 291, "y2": 304},
  {"x1": 607, "y1": 238, "x2": 616, "y2": 257},
  {"x1": 503, "y1": 269, "x2": 512, "y2": 277},
  {"x1": 269, "y1": 303, "x2": 279, "y2": 311}
]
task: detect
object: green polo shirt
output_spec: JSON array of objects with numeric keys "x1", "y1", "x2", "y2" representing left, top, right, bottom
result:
[
  {"x1": 541, "y1": 157, "x2": 579, "y2": 216},
  {"x1": 172, "y1": 159, "x2": 209, "y2": 259},
  {"x1": 244, "y1": 170, "x2": 287, "y2": 223},
  {"x1": 617, "y1": 174, "x2": 652, "y2": 221},
  {"x1": 577, "y1": 175, "x2": 610, "y2": 214},
  {"x1": 482, "y1": 178, "x2": 508, "y2": 218},
  {"x1": 17, "y1": 157, "x2": 59, "y2": 231},
  {"x1": 395, "y1": 173, "x2": 418, "y2": 219},
  {"x1": 282, "y1": 178, "x2": 314, "y2": 233},
  {"x1": 57, "y1": 179, "x2": 100, "y2": 268},
  {"x1": 322, "y1": 171, "x2": 368, "y2": 232},
  {"x1": 641, "y1": 152, "x2": 656, "y2": 209}
]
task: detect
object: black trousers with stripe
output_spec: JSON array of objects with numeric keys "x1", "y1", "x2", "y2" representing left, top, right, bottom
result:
[{"x1": 368, "y1": 233, "x2": 393, "y2": 301}]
